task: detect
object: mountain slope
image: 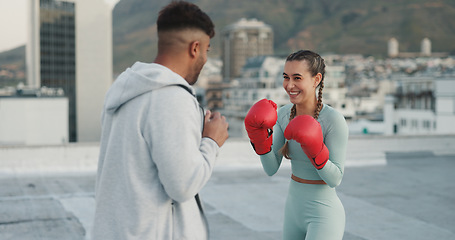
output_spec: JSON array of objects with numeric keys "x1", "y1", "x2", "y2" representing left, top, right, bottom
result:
[{"x1": 111, "y1": 0, "x2": 455, "y2": 74}]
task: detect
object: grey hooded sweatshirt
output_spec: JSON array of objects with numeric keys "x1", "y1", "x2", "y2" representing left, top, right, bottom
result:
[{"x1": 92, "y1": 62, "x2": 219, "y2": 240}]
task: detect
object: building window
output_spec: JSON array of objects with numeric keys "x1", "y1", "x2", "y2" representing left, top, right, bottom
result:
[
  {"x1": 423, "y1": 120, "x2": 431, "y2": 129},
  {"x1": 400, "y1": 119, "x2": 407, "y2": 127}
]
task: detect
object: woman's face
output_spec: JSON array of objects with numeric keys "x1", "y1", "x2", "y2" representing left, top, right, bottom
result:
[{"x1": 282, "y1": 60, "x2": 321, "y2": 105}]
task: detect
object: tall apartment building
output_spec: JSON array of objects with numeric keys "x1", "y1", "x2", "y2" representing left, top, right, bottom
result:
[
  {"x1": 27, "y1": 0, "x2": 112, "y2": 142},
  {"x1": 221, "y1": 18, "x2": 273, "y2": 82}
]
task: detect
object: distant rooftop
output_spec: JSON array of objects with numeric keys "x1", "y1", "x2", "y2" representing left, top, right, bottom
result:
[
  {"x1": 0, "y1": 86, "x2": 65, "y2": 98},
  {"x1": 223, "y1": 18, "x2": 272, "y2": 32}
]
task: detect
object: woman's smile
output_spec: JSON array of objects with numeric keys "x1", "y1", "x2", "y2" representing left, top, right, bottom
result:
[{"x1": 287, "y1": 90, "x2": 302, "y2": 101}]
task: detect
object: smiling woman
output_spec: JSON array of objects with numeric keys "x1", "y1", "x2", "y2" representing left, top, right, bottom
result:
[{"x1": 244, "y1": 50, "x2": 349, "y2": 240}]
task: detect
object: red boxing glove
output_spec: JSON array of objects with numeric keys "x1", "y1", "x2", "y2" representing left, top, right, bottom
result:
[
  {"x1": 283, "y1": 115, "x2": 329, "y2": 169},
  {"x1": 244, "y1": 99, "x2": 277, "y2": 155}
]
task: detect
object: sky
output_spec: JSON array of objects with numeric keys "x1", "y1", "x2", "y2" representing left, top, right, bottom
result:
[{"x1": 0, "y1": 0, "x2": 120, "y2": 53}]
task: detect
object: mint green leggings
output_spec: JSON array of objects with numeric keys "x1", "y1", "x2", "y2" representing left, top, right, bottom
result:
[{"x1": 283, "y1": 180, "x2": 345, "y2": 240}]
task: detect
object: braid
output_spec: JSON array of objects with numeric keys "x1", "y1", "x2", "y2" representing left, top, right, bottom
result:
[
  {"x1": 290, "y1": 104, "x2": 297, "y2": 119},
  {"x1": 314, "y1": 79, "x2": 324, "y2": 120}
]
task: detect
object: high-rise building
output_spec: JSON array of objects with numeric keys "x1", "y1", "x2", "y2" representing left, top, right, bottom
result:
[
  {"x1": 221, "y1": 18, "x2": 273, "y2": 82},
  {"x1": 27, "y1": 0, "x2": 112, "y2": 142}
]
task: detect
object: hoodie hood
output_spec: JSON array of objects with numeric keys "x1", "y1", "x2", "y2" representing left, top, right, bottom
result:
[{"x1": 104, "y1": 62, "x2": 194, "y2": 113}]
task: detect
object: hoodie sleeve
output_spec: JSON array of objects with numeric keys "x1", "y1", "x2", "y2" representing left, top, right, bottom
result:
[{"x1": 144, "y1": 86, "x2": 219, "y2": 203}]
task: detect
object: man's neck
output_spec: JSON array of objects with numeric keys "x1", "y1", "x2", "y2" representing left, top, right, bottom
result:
[{"x1": 154, "y1": 53, "x2": 188, "y2": 80}]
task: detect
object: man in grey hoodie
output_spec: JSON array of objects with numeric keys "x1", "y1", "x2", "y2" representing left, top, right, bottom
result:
[{"x1": 92, "y1": 2, "x2": 229, "y2": 239}]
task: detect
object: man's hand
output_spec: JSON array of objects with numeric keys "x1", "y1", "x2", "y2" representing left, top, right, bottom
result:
[{"x1": 202, "y1": 110, "x2": 229, "y2": 147}]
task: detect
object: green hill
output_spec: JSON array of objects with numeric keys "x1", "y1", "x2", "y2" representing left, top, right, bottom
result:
[
  {"x1": 112, "y1": 0, "x2": 455, "y2": 74},
  {"x1": 0, "y1": 46, "x2": 26, "y2": 88}
]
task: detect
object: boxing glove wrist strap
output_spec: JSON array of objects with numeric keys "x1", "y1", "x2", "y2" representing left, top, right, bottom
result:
[{"x1": 309, "y1": 144, "x2": 329, "y2": 170}]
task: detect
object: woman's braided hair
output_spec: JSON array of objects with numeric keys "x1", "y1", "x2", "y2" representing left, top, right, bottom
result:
[{"x1": 280, "y1": 50, "x2": 325, "y2": 159}]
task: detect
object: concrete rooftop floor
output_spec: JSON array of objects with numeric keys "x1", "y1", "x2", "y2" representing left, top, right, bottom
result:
[{"x1": 0, "y1": 135, "x2": 454, "y2": 240}]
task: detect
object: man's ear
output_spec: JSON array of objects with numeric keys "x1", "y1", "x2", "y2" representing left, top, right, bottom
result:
[{"x1": 189, "y1": 41, "x2": 200, "y2": 58}]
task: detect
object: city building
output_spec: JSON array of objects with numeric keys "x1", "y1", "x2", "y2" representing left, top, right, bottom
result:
[
  {"x1": 421, "y1": 37, "x2": 431, "y2": 57},
  {"x1": 26, "y1": 0, "x2": 112, "y2": 142},
  {"x1": 384, "y1": 75, "x2": 455, "y2": 135},
  {"x1": 221, "y1": 56, "x2": 287, "y2": 137},
  {"x1": 387, "y1": 37, "x2": 448, "y2": 58},
  {"x1": 205, "y1": 80, "x2": 230, "y2": 110},
  {"x1": 388, "y1": 38, "x2": 399, "y2": 58},
  {"x1": 0, "y1": 87, "x2": 68, "y2": 145},
  {"x1": 321, "y1": 64, "x2": 355, "y2": 119},
  {"x1": 194, "y1": 58, "x2": 223, "y2": 109},
  {"x1": 221, "y1": 18, "x2": 274, "y2": 82}
]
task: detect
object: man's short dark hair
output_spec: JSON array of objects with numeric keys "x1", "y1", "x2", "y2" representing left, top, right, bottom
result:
[{"x1": 157, "y1": 1, "x2": 215, "y2": 38}]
